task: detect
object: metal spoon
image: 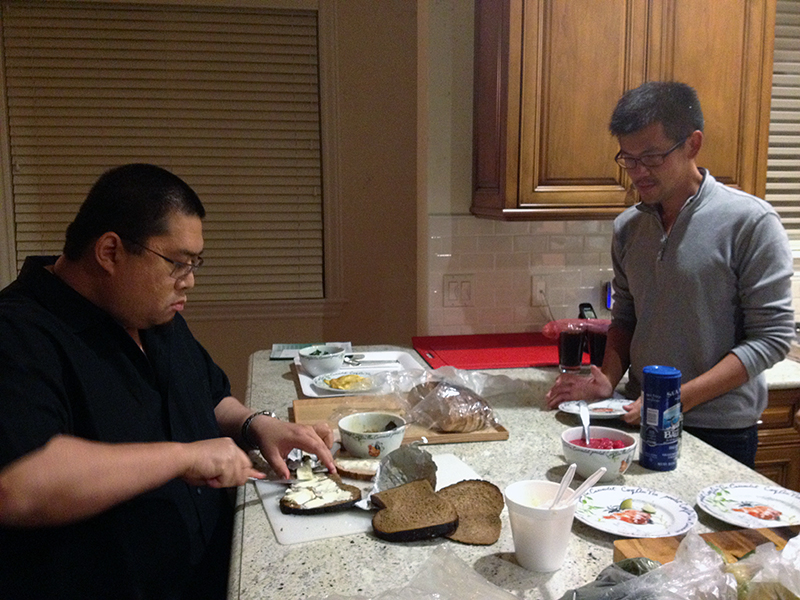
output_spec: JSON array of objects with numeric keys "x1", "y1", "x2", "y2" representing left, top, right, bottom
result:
[
  {"x1": 578, "y1": 400, "x2": 591, "y2": 442},
  {"x1": 343, "y1": 355, "x2": 400, "y2": 367}
]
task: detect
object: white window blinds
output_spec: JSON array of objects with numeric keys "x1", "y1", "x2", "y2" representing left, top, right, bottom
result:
[
  {"x1": 1, "y1": 0, "x2": 324, "y2": 302},
  {"x1": 768, "y1": 0, "x2": 800, "y2": 268}
]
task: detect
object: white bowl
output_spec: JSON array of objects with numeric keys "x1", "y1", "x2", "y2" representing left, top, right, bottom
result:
[
  {"x1": 298, "y1": 345, "x2": 345, "y2": 376},
  {"x1": 338, "y1": 412, "x2": 407, "y2": 459},
  {"x1": 561, "y1": 425, "x2": 637, "y2": 483}
]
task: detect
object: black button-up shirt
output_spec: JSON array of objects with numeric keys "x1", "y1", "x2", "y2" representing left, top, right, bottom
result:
[{"x1": 0, "y1": 256, "x2": 233, "y2": 599}]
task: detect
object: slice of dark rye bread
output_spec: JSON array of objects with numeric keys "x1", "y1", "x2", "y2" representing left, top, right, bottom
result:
[
  {"x1": 279, "y1": 474, "x2": 362, "y2": 515},
  {"x1": 371, "y1": 479, "x2": 459, "y2": 542},
  {"x1": 437, "y1": 479, "x2": 504, "y2": 545}
]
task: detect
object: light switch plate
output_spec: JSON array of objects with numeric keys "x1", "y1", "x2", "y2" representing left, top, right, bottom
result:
[{"x1": 443, "y1": 274, "x2": 474, "y2": 307}]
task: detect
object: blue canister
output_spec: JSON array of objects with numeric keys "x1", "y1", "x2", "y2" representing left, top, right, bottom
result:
[{"x1": 639, "y1": 365, "x2": 682, "y2": 471}]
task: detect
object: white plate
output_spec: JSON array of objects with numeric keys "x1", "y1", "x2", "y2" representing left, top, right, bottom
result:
[
  {"x1": 311, "y1": 371, "x2": 377, "y2": 394},
  {"x1": 559, "y1": 399, "x2": 634, "y2": 419},
  {"x1": 575, "y1": 485, "x2": 698, "y2": 538},
  {"x1": 294, "y1": 350, "x2": 427, "y2": 397},
  {"x1": 697, "y1": 482, "x2": 800, "y2": 528}
]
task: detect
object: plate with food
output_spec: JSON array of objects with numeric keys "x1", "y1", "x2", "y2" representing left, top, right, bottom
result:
[
  {"x1": 575, "y1": 485, "x2": 697, "y2": 538},
  {"x1": 697, "y1": 482, "x2": 800, "y2": 528},
  {"x1": 312, "y1": 371, "x2": 376, "y2": 394},
  {"x1": 559, "y1": 399, "x2": 634, "y2": 419}
]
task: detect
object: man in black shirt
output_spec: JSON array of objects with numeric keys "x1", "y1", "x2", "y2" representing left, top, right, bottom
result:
[{"x1": 0, "y1": 164, "x2": 336, "y2": 599}]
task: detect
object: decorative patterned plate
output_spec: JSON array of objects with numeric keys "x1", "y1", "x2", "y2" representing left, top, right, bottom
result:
[
  {"x1": 559, "y1": 399, "x2": 634, "y2": 419},
  {"x1": 575, "y1": 485, "x2": 698, "y2": 538},
  {"x1": 697, "y1": 482, "x2": 800, "y2": 528},
  {"x1": 311, "y1": 371, "x2": 376, "y2": 394}
]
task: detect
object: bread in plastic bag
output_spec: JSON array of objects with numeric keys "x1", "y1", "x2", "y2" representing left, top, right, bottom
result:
[
  {"x1": 407, "y1": 379, "x2": 496, "y2": 433},
  {"x1": 401, "y1": 366, "x2": 525, "y2": 433}
]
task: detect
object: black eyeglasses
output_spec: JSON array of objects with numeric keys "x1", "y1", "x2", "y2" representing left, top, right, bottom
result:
[
  {"x1": 123, "y1": 239, "x2": 203, "y2": 280},
  {"x1": 614, "y1": 137, "x2": 688, "y2": 169}
]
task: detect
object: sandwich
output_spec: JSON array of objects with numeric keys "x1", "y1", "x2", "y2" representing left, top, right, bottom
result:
[{"x1": 279, "y1": 473, "x2": 361, "y2": 515}]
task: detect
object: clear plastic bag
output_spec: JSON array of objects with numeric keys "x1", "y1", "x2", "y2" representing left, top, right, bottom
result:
[
  {"x1": 327, "y1": 366, "x2": 530, "y2": 434},
  {"x1": 383, "y1": 366, "x2": 529, "y2": 433},
  {"x1": 726, "y1": 534, "x2": 800, "y2": 599},
  {"x1": 561, "y1": 532, "x2": 739, "y2": 600},
  {"x1": 308, "y1": 546, "x2": 518, "y2": 600}
]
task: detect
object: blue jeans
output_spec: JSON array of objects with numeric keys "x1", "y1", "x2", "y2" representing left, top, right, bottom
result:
[{"x1": 683, "y1": 424, "x2": 759, "y2": 468}]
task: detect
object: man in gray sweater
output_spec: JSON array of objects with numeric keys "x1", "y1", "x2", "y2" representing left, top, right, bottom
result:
[{"x1": 546, "y1": 81, "x2": 794, "y2": 467}]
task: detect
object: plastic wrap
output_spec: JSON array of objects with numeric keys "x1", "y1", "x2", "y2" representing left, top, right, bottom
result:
[
  {"x1": 309, "y1": 546, "x2": 518, "y2": 600},
  {"x1": 562, "y1": 530, "x2": 800, "y2": 600},
  {"x1": 341, "y1": 366, "x2": 530, "y2": 434}
]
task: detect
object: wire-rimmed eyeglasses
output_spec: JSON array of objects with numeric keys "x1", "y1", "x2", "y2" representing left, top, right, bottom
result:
[
  {"x1": 123, "y1": 238, "x2": 203, "y2": 280},
  {"x1": 614, "y1": 137, "x2": 688, "y2": 169}
]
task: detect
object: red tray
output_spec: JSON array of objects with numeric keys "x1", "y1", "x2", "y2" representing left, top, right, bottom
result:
[{"x1": 413, "y1": 332, "x2": 578, "y2": 369}]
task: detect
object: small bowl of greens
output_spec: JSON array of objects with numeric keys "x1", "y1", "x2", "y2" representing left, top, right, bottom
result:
[{"x1": 298, "y1": 345, "x2": 346, "y2": 376}]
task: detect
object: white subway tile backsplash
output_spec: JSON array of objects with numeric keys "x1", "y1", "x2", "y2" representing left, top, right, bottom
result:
[
  {"x1": 426, "y1": 215, "x2": 799, "y2": 335},
  {"x1": 425, "y1": 216, "x2": 616, "y2": 335},
  {"x1": 531, "y1": 221, "x2": 567, "y2": 234}
]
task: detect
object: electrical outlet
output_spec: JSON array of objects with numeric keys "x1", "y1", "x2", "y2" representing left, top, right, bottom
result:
[
  {"x1": 531, "y1": 278, "x2": 547, "y2": 306},
  {"x1": 443, "y1": 274, "x2": 474, "y2": 307}
]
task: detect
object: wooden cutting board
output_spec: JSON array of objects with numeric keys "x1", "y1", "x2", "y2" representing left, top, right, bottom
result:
[
  {"x1": 613, "y1": 526, "x2": 800, "y2": 564},
  {"x1": 290, "y1": 395, "x2": 509, "y2": 444}
]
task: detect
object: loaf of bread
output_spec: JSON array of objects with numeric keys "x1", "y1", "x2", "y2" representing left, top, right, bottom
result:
[
  {"x1": 371, "y1": 479, "x2": 458, "y2": 542},
  {"x1": 279, "y1": 474, "x2": 361, "y2": 515},
  {"x1": 437, "y1": 479, "x2": 504, "y2": 545},
  {"x1": 408, "y1": 381, "x2": 496, "y2": 433}
]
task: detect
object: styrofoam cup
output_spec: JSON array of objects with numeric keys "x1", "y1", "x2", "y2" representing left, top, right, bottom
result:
[{"x1": 504, "y1": 480, "x2": 576, "y2": 572}]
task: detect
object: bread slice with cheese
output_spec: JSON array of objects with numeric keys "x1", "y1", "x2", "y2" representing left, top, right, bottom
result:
[
  {"x1": 279, "y1": 474, "x2": 361, "y2": 515},
  {"x1": 437, "y1": 479, "x2": 504, "y2": 545},
  {"x1": 371, "y1": 479, "x2": 458, "y2": 542},
  {"x1": 334, "y1": 455, "x2": 380, "y2": 481}
]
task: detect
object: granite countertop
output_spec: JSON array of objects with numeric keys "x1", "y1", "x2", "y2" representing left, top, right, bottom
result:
[{"x1": 229, "y1": 347, "x2": 800, "y2": 600}]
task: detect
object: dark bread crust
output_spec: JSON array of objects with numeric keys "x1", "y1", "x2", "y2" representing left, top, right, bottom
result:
[
  {"x1": 437, "y1": 479, "x2": 504, "y2": 545},
  {"x1": 371, "y1": 479, "x2": 458, "y2": 542},
  {"x1": 372, "y1": 519, "x2": 458, "y2": 543},
  {"x1": 279, "y1": 474, "x2": 361, "y2": 515}
]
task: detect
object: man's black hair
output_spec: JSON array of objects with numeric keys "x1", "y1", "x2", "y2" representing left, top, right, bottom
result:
[
  {"x1": 609, "y1": 81, "x2": 704, "y2": 142},
  {"x1": 63, "y1": 164, "x2": 205, "y2": 259}
]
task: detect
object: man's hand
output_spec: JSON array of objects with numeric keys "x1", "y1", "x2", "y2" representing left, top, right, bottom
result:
[
  {"x1": 545, "y1": 365, "x2": 614, "y2": 409},
  {"x1": 621, "y1": 396, "x2": 642, "y2": 425},
  {"x1": 180, "y1": 437, "x2": 265, "y2": 488},
  {"x1": 248, "y1": 417, "x2": 336, "y2": 479}
]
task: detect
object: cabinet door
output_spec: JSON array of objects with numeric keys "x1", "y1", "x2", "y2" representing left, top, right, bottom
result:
[
  {"x1": 646, "y1": 0, "x2": 775, "y2": 197},
  {"x1": 472, "y1": 0, "x2": 776, "y2": 220}
]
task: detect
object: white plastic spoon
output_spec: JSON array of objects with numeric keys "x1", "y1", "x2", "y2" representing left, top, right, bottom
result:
[
  {"x1": 548, "y1": 463, "x2": 576, "y2": 509},
  {"x1": 553, "y1": 466, "x2": 606, "y2": 509}
]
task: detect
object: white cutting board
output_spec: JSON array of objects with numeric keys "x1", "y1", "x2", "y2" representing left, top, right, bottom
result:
[{"x1": 256, "y1": 453, "x2": 480, "y2": 545}]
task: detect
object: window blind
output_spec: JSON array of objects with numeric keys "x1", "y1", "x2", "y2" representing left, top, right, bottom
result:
[
  {"x1": 767, "y1": 0, "x2": 800, "y2": 269},
  {"x1": 1, "y1": 0, "x2": 324, "y2": 302}
]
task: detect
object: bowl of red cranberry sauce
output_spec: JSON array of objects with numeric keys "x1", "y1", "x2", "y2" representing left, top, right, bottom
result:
[{"x1": 561, "y1": 425, "x2": 637, "y2": 483}]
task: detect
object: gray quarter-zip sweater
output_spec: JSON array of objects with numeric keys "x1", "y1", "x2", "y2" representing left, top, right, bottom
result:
[{"x1": 611, "y1": 169, "x2": 794, "y2": 428}]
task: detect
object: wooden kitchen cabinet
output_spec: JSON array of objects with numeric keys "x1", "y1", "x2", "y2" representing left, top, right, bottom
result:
[
  {"x1": 755, "y1": 387, "x2": 800, "y2": 492},
  {"x1": 472, "y1": 0, "x2": 776, "y2": 220}
]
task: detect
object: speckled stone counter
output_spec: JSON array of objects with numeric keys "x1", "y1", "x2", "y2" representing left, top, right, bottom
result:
[{"x1": 228, "y1": 347, "x2": 800, "y2": 600}]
